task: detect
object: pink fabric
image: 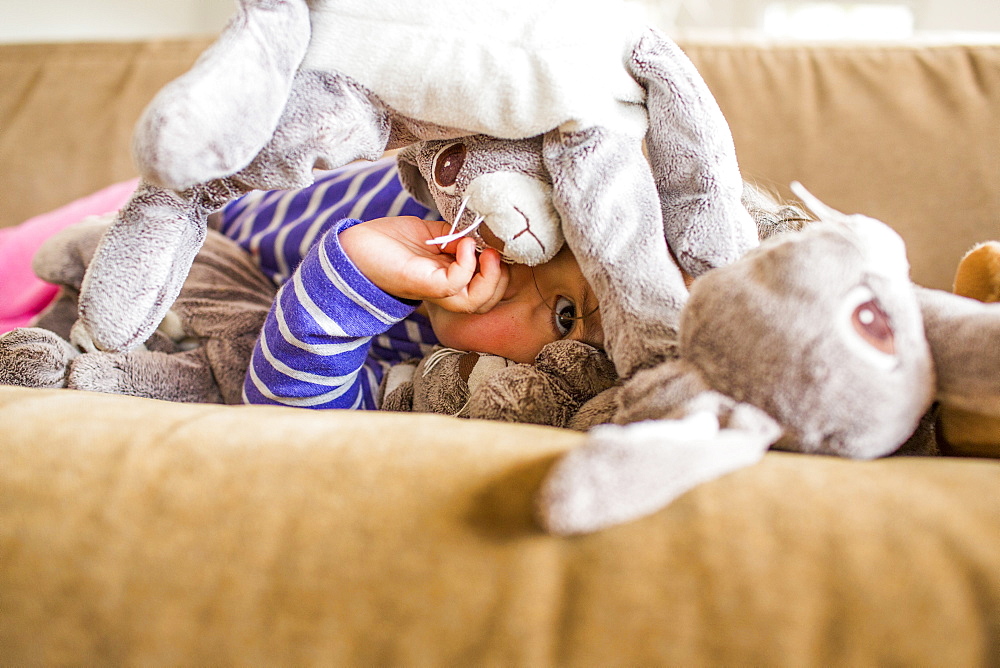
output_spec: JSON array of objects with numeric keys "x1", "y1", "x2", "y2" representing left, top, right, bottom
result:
[{"x1": 0, "y1": 179, "x2": 139, "y2": 334}]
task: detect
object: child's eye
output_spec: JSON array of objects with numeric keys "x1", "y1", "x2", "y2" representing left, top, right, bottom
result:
[{"x1": 553, "y1": 296, "x2": 578, "y2": 337}]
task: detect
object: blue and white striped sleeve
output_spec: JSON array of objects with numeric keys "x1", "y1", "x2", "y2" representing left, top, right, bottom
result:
[{"x1": 243, "y1": 218, "x2": 418, "y2": 410}]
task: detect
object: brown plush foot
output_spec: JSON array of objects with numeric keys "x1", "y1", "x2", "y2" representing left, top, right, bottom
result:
[{"x1": 0, "y1": 327, "x2": 78, "y2": 389}]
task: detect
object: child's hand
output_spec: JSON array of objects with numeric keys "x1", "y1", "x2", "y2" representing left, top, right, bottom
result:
[{"x1": 339, "y1": 216, "x2": 509, "y2": 313}]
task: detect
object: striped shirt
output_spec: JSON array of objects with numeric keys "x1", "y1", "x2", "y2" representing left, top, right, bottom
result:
[{"x1": 218, "y1": 158, "x2": 443, "y2": 409}]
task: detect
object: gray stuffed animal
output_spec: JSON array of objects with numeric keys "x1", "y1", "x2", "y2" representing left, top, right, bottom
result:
[
  {"x1": 0, "y1": 215, "x2": 274, "y2": 404},
  {"x1": 537, "y1": 185, "x2": 1000, "y2": 535},
  {"x1": 73, "y1": 0, "x2": 757, "y2": 385}
]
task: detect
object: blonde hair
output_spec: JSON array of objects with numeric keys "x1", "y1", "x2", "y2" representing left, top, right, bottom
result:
[{"x1": 741, "y1": 181, "x2": 813, "y2": 241}]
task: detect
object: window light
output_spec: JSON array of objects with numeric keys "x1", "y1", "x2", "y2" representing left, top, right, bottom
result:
[{"x1": 762, "y1": 2, "x2": 915, "y2": 39}]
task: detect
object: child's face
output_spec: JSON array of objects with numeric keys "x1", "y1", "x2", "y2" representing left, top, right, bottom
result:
[{"x1": 424, "y1": 246, "x2": 603, "y2": 364}]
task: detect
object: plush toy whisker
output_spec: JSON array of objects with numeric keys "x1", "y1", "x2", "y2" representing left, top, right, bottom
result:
[
  {"x1": 426, "y1": 213, "x2": 485, "y2": 247},
  {"x1": 421, "y1": 347, "x2": 467, "y2": 376},
  {"x1": 429, "y1": 194, "x2": 472, "y2": 248}
]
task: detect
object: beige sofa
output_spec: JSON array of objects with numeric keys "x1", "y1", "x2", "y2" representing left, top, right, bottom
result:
[{"x1": 2, "y1": 37, "x2": 999, "y2": 665}]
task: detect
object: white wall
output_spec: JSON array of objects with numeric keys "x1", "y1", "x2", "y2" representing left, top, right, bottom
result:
[
  {"x1": 651, "y1": 0, "x2": 1000, "y2": 34},
  {"x1": 0, "y1": 0, "x2": 997, "y2": 43},
  {"x1": 638, "y1": 0, "x2": 1000, "y2": 33},
  {"x1": 917, "y1": 0, "x2": 1000, "y2": 32},
  {"x1": 0, "y1": 0, "x2": 233, "y2": 43}
]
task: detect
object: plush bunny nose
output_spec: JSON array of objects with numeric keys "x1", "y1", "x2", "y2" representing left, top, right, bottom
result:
[
  {"x1": 463, "y1": 172, "x2": 563, "y2": 266},
  {"x1": 476, "y1": 225, "x2": 508, "y2": 255}
]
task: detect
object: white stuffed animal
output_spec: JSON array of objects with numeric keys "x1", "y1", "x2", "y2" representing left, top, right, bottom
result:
[{"x1": 74, "y1": 0, "x2": 757, "y2": 381}]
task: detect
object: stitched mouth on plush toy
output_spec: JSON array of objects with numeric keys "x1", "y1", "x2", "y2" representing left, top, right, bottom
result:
[{"x1": 482, "y1": 209, "x2": 548, "y2": 262}]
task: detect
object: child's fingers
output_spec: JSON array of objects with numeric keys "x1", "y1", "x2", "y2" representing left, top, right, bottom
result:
[
  {"x1": 432, "y1": 246, "x2": 508, "y2": 313},
  {"x1": 436, "y1": 235, "x2": 466, "y2": 256},
  {"x1": 442, "y1": 237, "x2": 478, "y2": 290},
  {"x1": 466, "y1": 248, "x2": 508, "y2": 313}
]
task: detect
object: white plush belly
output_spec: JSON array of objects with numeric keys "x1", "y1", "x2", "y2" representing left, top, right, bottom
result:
[{"x1": 303, "y1": 0, "x2": 647, "y2": 138}]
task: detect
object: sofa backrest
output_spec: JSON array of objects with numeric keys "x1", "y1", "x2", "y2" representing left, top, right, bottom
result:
[
  {"x1": 684, "y1": 41, "x2": 1000, "y2": 290},
  {"x1": 1, "y1": 38, "x2": 997, "y2": 290},
  {"x1": 0, "y1": 40, "x2": 210, "y2": 230}
]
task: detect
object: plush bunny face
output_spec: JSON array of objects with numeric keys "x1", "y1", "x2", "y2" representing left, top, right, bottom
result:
[
  {"x1": 397, "y1": 135, "x2": 563, "y2": 266},
  {"x1": 682, "y1": 214, "x2": 935, "y2": 458}
]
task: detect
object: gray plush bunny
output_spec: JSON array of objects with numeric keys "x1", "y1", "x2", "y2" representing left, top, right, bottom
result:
[
  {"x1": 73, "y1": 0, "x2": 756, "y2": 384},
  {"x1": 537, "y1": 185, "x2": 1000, "y2": 535}
]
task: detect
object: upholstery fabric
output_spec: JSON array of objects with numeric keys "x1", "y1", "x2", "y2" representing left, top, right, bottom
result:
[
  {"x1": 2, "y1": 37, "x2": 1000, "y2": 665},
  {"x1": 683, "y1": 41, "x2": 1000, "y2": 291},
  {"x1": 2, "y1": 387, "x2": 999, "y2": 665},
  {"x1": 3, "y1": 40, "x2": 999, "y2": 289}
]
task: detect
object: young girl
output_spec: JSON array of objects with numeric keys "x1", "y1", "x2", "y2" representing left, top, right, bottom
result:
[
  {"x1": 220, "y1": 156, "x2": 807, "y2": 411},
  {"x1": 219, "y1": 156, "x2": 602, "y2": 410}
]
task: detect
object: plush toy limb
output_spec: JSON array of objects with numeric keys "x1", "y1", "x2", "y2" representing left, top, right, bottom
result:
[
  {"x1": 917, "y1": 284, "x2": 1000, "y2": 457},
  {"x1": 611, "y1": 358, "x2": 713, "y2": 425},
  {"x1": 133, "y1": 0, "x2": 312, "y2": 190},
  {"x1": 380, "y1": 363, "x2": 417, "y2": 412},
  {"x1": 917, "y1": 287, "x2": 1000, "y2": 417},
  {"x1": 31, "y1": 214, "x2": 110, "y2": 289},
  {"x1": 25, "y1": 213, "x2": 114, "y2": 341},
  {"x1": 629, "y1": 28, "x2": 758, "y2": 278},
  {"x1": 31, "y1": 290, "x2": 81, "y2": 341},
  {"x1": 537, "y1": 394, "x2": 783, "y2": 535},
  {"x1": 2, "y1": 311, "x2": 237, "y2": 404},
  {"x1": 463, "y1": 340, "x2": 617, "y2": 426},
  {"x1": 0, "y1": 327, "x2": 78, "y2": 389},
  {"x1": 67, "y1": 348, "x2": 223, "y2": 404},
  {"x1": 235, "y1": 70, "x2": 393, "y2": 190},
  {"x1": 543, "y1": 127, "x2": 688, "y2": 377},
  {"x1": 567, "y1": 388, "x2": 621, "y2": 432},
  {"x1": 76, "y1": 183, "x2": 208, "y2": 352},
  {"x1": 78, "y1": 70, "x2": 392, "y2": 353}
]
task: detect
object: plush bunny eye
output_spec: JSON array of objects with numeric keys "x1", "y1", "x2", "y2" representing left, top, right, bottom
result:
[
  {"x1": 852, "y1": 298, "x2": 895, "y2": 355},
  {"x1": 433, "y1": 143, "x2": 466, "y2": 193}
]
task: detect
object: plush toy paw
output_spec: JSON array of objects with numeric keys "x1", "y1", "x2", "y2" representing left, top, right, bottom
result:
[
  {"x1": 0, "y1": 327, "x2": 78, "y2": 389},
  {"x1": 537, "y1": 405, "x2": 780, "y2": 535},
  {"x1": 954, "y1": 241, "x2": 1000, "y2": 303},
  {"x1": 938, "y1": 239, "x2": 1000, "y2": 458},
  {"x1": 534, "y1": 339, "x2": 618, "y2": 398},
  {"x1": 379, "y1": 359, "x2": 419, "y2": 412},
  {"x1": 64, "y1": 347, "x2": 224, "y2": 404},
  {"x1": 66, "y1": 352, "x2": 132, "y2": 395}
]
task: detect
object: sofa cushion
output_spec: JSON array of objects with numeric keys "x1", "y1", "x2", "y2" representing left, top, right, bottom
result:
[{"x1": 3, "y1": 385, "x2": 1000, "y2": 665}]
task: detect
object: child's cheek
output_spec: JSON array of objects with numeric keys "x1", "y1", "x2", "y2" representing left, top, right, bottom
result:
[{"x1": 434, "y1": 309, "x2": 539, "y2": 364}]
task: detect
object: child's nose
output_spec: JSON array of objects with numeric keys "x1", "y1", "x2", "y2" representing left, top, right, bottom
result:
[{"x1": 501, "y1": 276, "x2": 543, "y2": 308}]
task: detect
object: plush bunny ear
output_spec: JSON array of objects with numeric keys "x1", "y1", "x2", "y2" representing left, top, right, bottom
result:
[
  {"x1": 789, "y1": 181, "x2": 853, "y2": 223},
  {"x1": 537, "y1": 392, "x2": 783, "y2": 535},
  {"x1": 133, "y1": 1, "x2": 311, "y2": 190}
]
